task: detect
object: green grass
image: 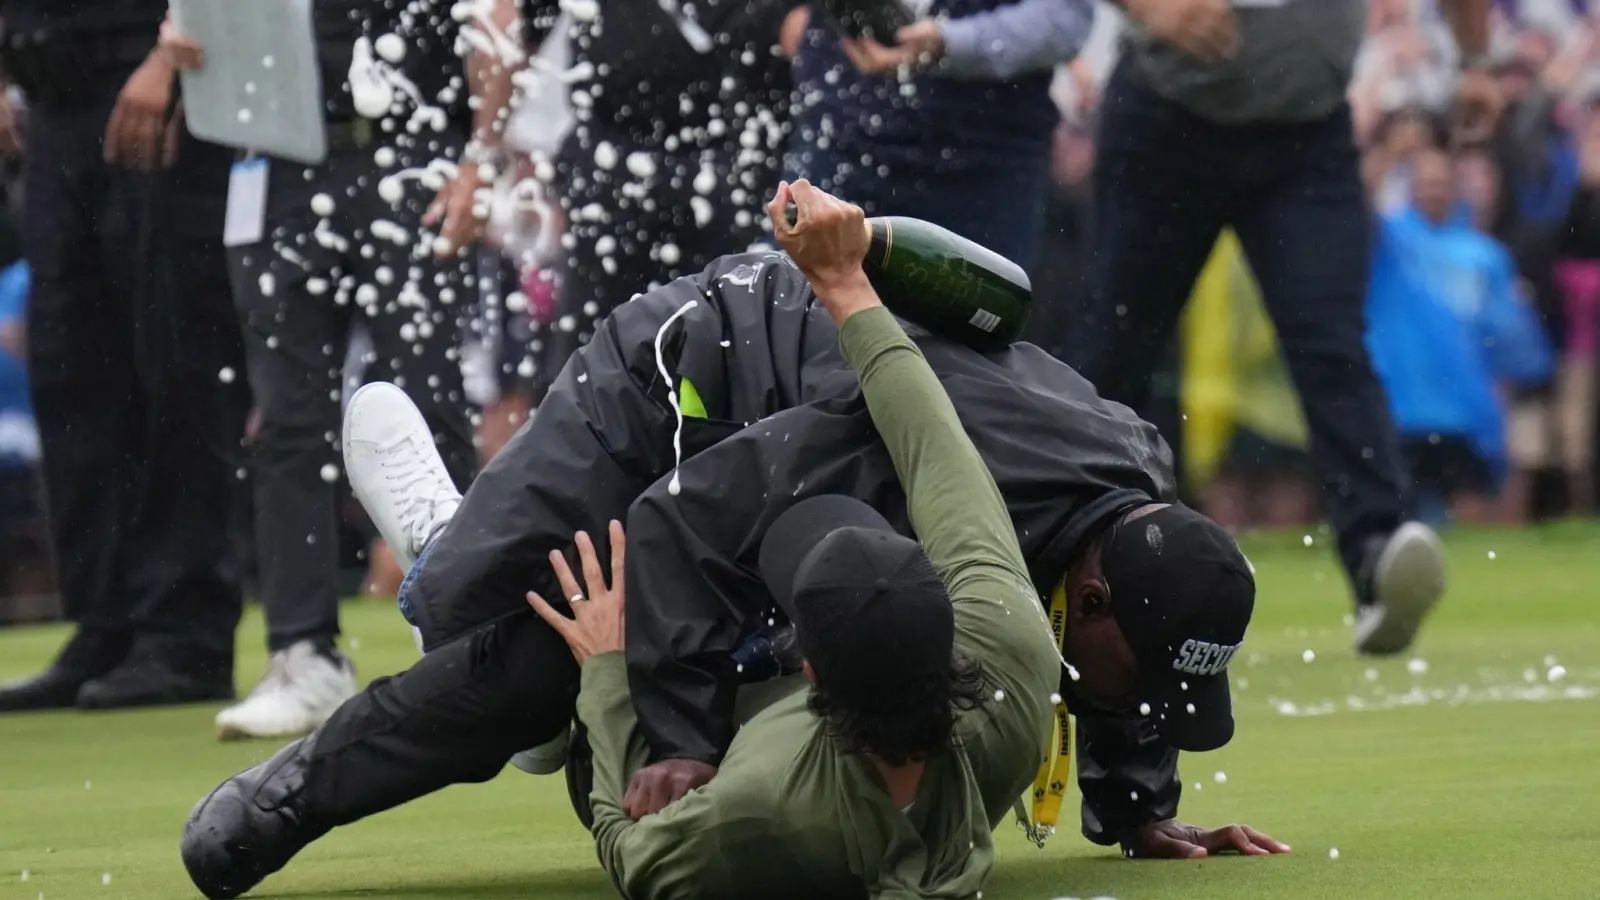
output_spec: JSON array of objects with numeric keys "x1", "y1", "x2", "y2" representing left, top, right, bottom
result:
[{"x1": 3, "y1": 523, "x2": 1598, "y2": 900}]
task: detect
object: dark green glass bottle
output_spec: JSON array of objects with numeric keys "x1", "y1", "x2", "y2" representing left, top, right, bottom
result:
[{"x1": 786, "y1": 206, "x2": 1033, "y2": 353}]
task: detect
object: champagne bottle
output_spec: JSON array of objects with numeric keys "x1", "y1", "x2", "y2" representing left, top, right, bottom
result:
[
  {"x1": 785, "y1": 205, "x2": 1032, "y2": 353},
  {"x1": 817, "y1": 0, "x2": 913, "y2": 44}
]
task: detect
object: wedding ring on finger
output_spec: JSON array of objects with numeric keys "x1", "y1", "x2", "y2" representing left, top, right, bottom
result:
[{"x1": 569, "y1": 593, "x2": 586, "y2": 604}]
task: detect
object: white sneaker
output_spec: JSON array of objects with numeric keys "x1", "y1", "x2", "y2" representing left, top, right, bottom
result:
[
  {"x1": 343, "y1": 382, "x2": 461, "y2": 570},
  {"x1": 215, "y1": 641, "x2": 358, "y2": 741},
  {"x1": 510, "y1": 727, "x2": 571, "y2": 776},
  {"x1": 1353, "y1": 522, "x2": 1447, "y2": 657}
]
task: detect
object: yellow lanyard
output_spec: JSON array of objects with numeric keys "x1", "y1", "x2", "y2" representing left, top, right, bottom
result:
[{"x1": 1015, "y1": 580, "x2": 1073, "y2": 848}]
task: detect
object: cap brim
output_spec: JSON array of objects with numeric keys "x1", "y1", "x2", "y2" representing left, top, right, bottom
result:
[
  {"x1": 1139, "y1": 669, "x2": 1235, "y2": 753},
  {"x1": 758, "y1": 495, "x2": 895, "y2": 619}
]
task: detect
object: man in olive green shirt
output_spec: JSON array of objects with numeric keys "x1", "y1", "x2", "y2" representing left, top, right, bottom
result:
[{"x1": 526, "y1": 180, "x2": 1066, "y2": 899}]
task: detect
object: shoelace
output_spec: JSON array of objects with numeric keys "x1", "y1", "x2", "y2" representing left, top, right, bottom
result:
[{"x1": 379, "y1": 432, "x2": 457, "y2": 552}]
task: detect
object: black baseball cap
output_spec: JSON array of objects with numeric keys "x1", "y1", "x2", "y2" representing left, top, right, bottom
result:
[
  {"x1": 1099, "y1": 504, "x2": 1255, "y2": 752},
  {"x1": 758, "y1": 495, "x2": 953, "y2": 705}
]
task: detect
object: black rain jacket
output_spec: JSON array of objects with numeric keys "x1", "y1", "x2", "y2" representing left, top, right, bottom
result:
[{"x1": 407, "y1": 252, "x2": 1186, "y2": 845}]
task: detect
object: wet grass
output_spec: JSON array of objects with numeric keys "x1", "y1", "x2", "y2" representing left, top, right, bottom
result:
[{"x1": 2, "y1": 522, "x2": 1597, "y2": 899}]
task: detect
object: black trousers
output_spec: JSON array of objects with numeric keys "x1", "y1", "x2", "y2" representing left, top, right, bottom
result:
[
  {"x1": 22, "y1": 74, "x2": 248, "y2": 656},
  {"x1": 227, "y1": 142, "x2": 477, "y2": 652},
  {"x1": 1075, "y1": 62, "x2": 1410, "y2": 582}
]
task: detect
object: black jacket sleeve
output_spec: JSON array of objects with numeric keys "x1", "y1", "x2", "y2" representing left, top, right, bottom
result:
[{"x1": 1076, "y1": 714, "x2": 1181, "y2": 846}]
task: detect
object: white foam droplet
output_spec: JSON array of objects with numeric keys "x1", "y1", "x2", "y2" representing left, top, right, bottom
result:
[
  {"x1": 262, "y1": 55, "x2": 275, "y2": 68},
  {"x1": 1213, "y1": 771, "x2": 1227, "y2": 783},
  {"x1": 1049, "y1": 692, "x2": 1062, "y2": 705},
  {"x1": 258, "y1": 273, "x2": 275, "y2": 297},
  {"x1": 653, "y1": 299, "x2": 701, "y2": 499},
  {"x1": 237, "y1": 108, "x2": 253, "y2": 124},
  {"x1": 20, "y1": 869, "x2": 29, "y2": 882},
  {"x1": 320, "y1": 464, "x2": 340, "y2": 483},
  {"x1": 690, "y1": 196, "x2": 714, "y2": 228},
  {"x1": 375, "y1": 146, "x2": 397, "y2": 168},
  {"x1": 625, "y1": 151, "x2": 656, "y2": 179},
  {"x1": 1138, "y1": 702, "x2": 1151, "y2": 716},
  {"x1": 1548, "y1": 665, "x2": 1568, "y2": 683},
  {"x1": 517, "y1": 358, "x2": 536, "y2": 378},
  {"x1": 311, "y1": 193, "x2": 336, "y2": 217},
  {"x1": 594, "y1": 235, "x2": 617, "y2": 257},
  {"x1": 306, "y1": 277, "x2": 329, "y2": 296},
  {"x1": 1302, "y1": 649, "x2": 1316, "y2": 663},
  {"x1": 577, "y1": 373, "x2": 588, "y2": 384},
  {"x1": 593, "y1": 141, "x2": 618, "y2": 170},
  {"x1": 101, "y1": 873, "x2": 111, "y2": 886},
  {"x1": 1487, "y1": 550, "x2": 1496, "y2": 560},
  {"x1": 993, "y1": 688, "x2": 1005, "y2": 702},
  {"x1": 378, "y1": 177, "x2": 405, "y2": 204},
  {"x1": 658, "y1": 242, "x2": 681, "y2": 266},
  {"x1": 375, "y1": 33, "x2": 407, "y2": 64},
  {"x1": 1302, "y1": 534, "x2": 1314, "y2": 547},
  {"x1": 693, "y1": 166, "x2": 718, "y2": 196},
  {"x1": 1328, "y1": 847, "x2": 1340, "y2": 860},
  {"x1": 1364, "y1": 668, "x2": 1379, "y2": 681},
  {"x1": 1185, "y1": 702, "x2": 1196, "y2": 714},
  {"x1": 504, "y1": 291, "x2": 529, "y2": 313},
  {"x1": 218, "y1": 367, "x2": 236, "y2": 384},
  {"x1": 1407, "y1": 658, "x2": 1429, "y2": 675}
]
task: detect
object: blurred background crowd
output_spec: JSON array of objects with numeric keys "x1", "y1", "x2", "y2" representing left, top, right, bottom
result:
[{"x1": 0, "y1": 0, "x2": 1593, "y2": 732}]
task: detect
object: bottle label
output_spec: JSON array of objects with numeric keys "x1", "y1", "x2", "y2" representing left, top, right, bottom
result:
[{"x1": 969, "y1": 308, "x2": 1001, "y2": 333}]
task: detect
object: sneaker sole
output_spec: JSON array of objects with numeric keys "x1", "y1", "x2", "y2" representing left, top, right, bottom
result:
[
  {"x1": 1354, "y1": 522, "x2": 1446, "y2": 657},
  {"x1": 216, "y1": 721, "x2": 314, "y2": 743},
  {"x1": 510, "y1": 729, "x2": 571, "y2": 775}
]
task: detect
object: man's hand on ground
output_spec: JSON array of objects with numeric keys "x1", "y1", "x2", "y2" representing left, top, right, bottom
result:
[
  {"x1": 1123, "y1": 819, "x2": 1290, "y2": 859},
  {"x1": 624, "y1": 759, "x2": 718, "y2": 819},
  {"x1": 1123, "y1": 0, "x2": 1239, "y2": 63},
  {"x1": 104, "y1": 55, "x2": 177, "y2": 170},
  {"x1": 526, "y1": 521, "x2": 627, "y2": 664},
  {"x1": 768, "y1": 180, "x2": 880, "y2": 326}
]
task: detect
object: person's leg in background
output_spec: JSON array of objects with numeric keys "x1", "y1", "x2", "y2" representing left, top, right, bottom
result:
[
  {"x1": 213, "y1": 154, "x2": 362, "y2": 740},
  {"x1": 1070, "y1": 62, "x2": 1232, "y2": 422},
  {"x1": 1231, "y1": 108, "x2": 1442, "y2": 656},
  {"x1": 350, "y1": 174, "x2": 477, "y2": 496},
  {"x1": 74, "y1": 123, "x2": 249, "y2": 708},
  {"x1": 0, "y1": 90, "x2": 139, "y2": 710}
]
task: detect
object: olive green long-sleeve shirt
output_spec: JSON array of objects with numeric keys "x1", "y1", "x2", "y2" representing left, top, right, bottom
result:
[{"x1": 577, "y1": 305, "x2": 1061, "y2": 900}]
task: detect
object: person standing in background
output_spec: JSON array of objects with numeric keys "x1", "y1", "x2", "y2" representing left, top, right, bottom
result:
[
  {"x1": 157, "y1": 0, "x2": 501, "y2": 740},
  {"x1": 1367, "y1": 147, "x2": 1554, "y2": 526},
  {"x1": 784, "y1": 0, "x2": 1093, "y2": 270},
  {"x1": 525, "y1": 0, "x2": 805, "y2": 388},
  {"x1": 0, "y1": 0, "x2": 249, "y2": 711},
  {"x1": 1073, "y1": 0, "x2": 1500, "y2": 657}
]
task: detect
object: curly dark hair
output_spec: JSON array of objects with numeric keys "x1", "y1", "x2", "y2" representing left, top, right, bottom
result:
[{"x1": 804, "y1": 652, "x2": 992, "y2": 767}]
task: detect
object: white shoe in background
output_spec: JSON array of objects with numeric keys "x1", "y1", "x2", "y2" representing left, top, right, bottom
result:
[
  {"x1": 342, "y1": 382, "x2": 461, "y2": 569},
  {"x1": 1353, "y1": 522, "x2": 1447, "y2": 657},
  {"x1": 215, "y1": 641, "x2": 357, "y2": 741}
]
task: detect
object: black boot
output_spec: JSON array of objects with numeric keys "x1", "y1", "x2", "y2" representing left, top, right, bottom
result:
[
  {"x1": 78, "y1": 637, "x2": 234, "y2": 709},
  {"x1": 181, "y1": 737, "x2": 329, "y2": 900},
  {"x1": 0, "y1": 628, "x2": 131, "y2": 712}
]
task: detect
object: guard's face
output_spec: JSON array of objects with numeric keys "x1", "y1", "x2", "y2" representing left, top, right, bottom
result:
[{"x1": 1061, "y1": 613, "x2": 1139, "y2": 717}]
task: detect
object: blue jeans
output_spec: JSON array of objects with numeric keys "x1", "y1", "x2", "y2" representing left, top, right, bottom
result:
[
  {"x1": 396, "y1": 540, "x2": 435, "y2": 628},
  {"x1": 781, "y1": 141, "x2": 1050, "y2": 272},
  {"x1": 1075, "y1": 60, "x2": 1410, "y2": 584}
]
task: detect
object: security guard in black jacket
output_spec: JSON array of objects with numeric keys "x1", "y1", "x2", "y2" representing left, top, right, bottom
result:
[{"x1": 0, "y1": 0, "x2": 249, "y2": 712}]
